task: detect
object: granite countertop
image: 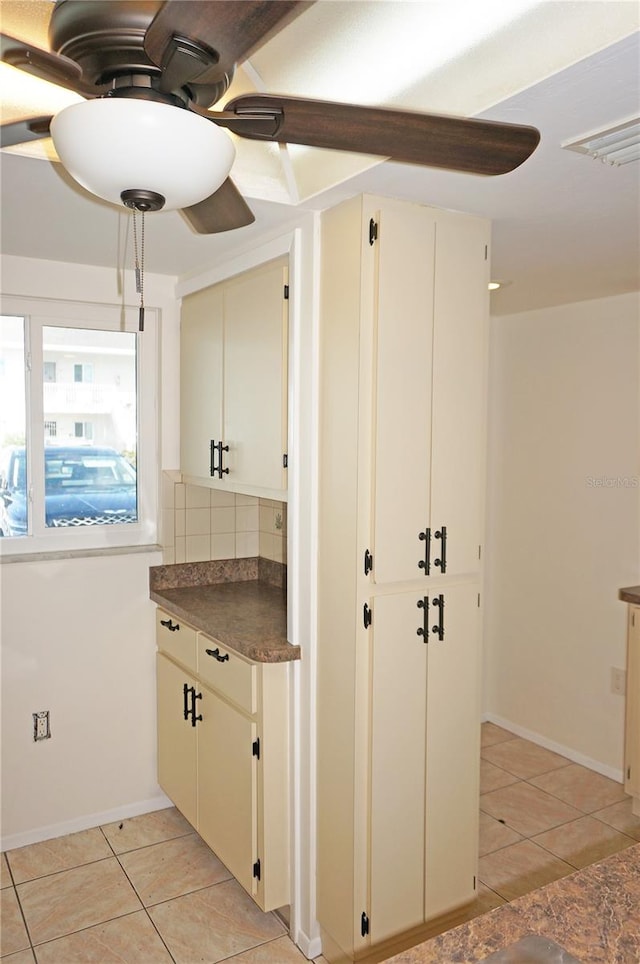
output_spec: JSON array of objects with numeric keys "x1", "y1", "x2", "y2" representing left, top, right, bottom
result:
[
  {"x1": 620, "y1": 586, "x2": 640, "y2": 605},
  {"x1": 384, "y1": 843, "x2": 640, "y2": 963},
  {"x1": 150, "y1": 558, "x2": 299, "y2": 663}
]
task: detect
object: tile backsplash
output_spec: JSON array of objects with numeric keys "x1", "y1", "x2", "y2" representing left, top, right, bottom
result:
[{"x1": 160, "y1": 471, "x2": 287, "y2": 566}]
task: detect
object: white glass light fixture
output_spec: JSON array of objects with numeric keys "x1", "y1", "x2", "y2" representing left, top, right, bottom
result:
[{"x1": 50, "y1": 97, "x2": 235, "y2": 211}]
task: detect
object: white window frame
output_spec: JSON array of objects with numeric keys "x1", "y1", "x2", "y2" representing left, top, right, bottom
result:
[{"x1": 0, "y1": 294, "x2": 159, "y2": 556}]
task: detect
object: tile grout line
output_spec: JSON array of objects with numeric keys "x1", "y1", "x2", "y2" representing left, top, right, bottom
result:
[
  {"x1": 97, "y1": 824, "x2": 178, "y2": 964},
  {"x1": 6, "y1": 853, "x2": 36, "y2": 957}
]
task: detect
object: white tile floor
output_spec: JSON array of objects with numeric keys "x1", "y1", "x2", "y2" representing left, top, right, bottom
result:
[{"x1": 2, "y1": 724, "x2": 639, "y2": 962}]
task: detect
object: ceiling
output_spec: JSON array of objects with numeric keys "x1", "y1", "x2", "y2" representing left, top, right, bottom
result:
[{"x1": 1, "y1": 1, "x2": 639, "y2": 315}]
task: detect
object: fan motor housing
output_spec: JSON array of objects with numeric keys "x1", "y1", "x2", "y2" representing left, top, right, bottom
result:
[
  {"x1": 50, "y1": 0, "x2": 162, "y2": 84},
  {"x1": 48, "y1": 0, "x2": 231, "y2": 106}
]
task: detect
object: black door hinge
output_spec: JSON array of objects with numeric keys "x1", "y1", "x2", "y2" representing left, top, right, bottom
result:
[
  {"x1": 361, "y1": 911, "x2": 369, "y2": 937},
  {"x1": 253, "y1": 859, "x2": 261, "y2": 880},
  {"x1": 363, "y1": 603, "x2": 372, "y2": 629},
  {"x1": 628, "y1": 766, "x2": 632, "y2": 780},
  {"x1": 252, "y1": 738, "x2": 260, "y2": 759},
  {"x1": 283, "y1": 453, "x2": 288, "y2": 468},
  {"x1": 284, "y1": 284, "x2": 289, "y2": 299},
  {"x1": 364, "y1": 549, "x2": 373, "y2": 575},
  {"x1": 369, "y1": 218, "x2": 378, "y2": 246}
]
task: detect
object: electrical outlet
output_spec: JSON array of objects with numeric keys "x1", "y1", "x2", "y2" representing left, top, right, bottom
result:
[
  {"x1": 33, "y1": 711, "x2": 51, "y2": 741},
  {"x1": 611, "y1": 668, "x2": 626, "y2": 696}
]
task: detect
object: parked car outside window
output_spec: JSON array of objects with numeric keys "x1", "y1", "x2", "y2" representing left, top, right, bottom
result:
[{"x1": 0, "y1": 445, "x2": 137, "y2": 537}]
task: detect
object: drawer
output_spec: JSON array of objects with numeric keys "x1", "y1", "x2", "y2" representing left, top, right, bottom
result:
[
  {"x1": 197, "y1": 634, "x2": 257, "y2": 714},
  {"x1": 156, "y1": 609, "x2": 197, "y2": 672}
]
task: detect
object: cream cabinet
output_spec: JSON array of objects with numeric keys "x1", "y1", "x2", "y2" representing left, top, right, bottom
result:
[
  {"x1": 369, "y1": 205, "x2": 487, "y2": 585},
  {"x1": 317, "y1": 195, "x2": 488, "y2": 961},
  {"x1": 625, "y1": 604, "x2": 640, "y2": 816},
  {"x1": 180, "y1": 256, "x2": 289, "y2": 500},
  {"x1": 155, "y1": 609, "x2": 289, "y2": 911}
]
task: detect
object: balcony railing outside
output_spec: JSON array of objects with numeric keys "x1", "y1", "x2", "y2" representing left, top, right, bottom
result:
[{"x1": 43, "y1": 382, "x2": 135, "y2": 415}]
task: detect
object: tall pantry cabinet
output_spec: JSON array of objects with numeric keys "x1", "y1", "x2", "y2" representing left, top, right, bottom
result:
[{"x1": 317, "y1": 195, "x2": 489, "y2": 962}]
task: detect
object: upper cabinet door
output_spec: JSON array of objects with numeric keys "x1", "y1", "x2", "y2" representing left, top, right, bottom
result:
[
  {"x1": 430, "y1": 218, "x2": 489, "y2": 577},
  {"x1": 181, "y1": 284, "x2": 224, "y2": 480},
  {"x1": 223, "y1": 259, "x2": 289, "y2": 493},
  {"x1": 179, "y1": 256, "x2": 289, "y2": 499},
  {"x1": 371, "y1": 205, "x2": 436, "y2": 586},
  {"x1": 368, "y1": 203, "x2": 489, "y2": 586}
]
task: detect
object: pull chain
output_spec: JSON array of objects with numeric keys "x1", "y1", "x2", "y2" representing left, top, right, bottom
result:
[{"x1": 132, "y1": 208, "x2": 145, "y2": 331}]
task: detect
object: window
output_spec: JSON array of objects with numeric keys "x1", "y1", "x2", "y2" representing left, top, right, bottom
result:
[
  {"x1": 0, "y1": 297, "x2": 158, "y2": 554},
  {"x1": 74, "y1": 362, "x2": 93, "y2": 383},
  {"x1": 74, "y1": 421, "x2": 94, "y2": 440}
]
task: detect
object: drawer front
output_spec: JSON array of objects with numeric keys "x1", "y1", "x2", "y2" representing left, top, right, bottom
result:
[
  {"x1": 156, "y1": 609, "x2": 197, "y2": 672},
  {"x1": 197, "y1": 635, "x2": 257, "y2": 714}
]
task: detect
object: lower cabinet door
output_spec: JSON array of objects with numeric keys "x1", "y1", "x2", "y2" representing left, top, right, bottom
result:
[
  {"x1": 197, "y1": 685, "x2": 257, "y2": 898},
  {"x1": 424, "y1": 582, "x2": 481, "y2": 919},
  {"x1": 370, "y1": 591, "x2": 428, "y2": 944},
  {"x1": 625, "y1": 606, "x2": 640, "y2": 813},
  {"x1": 368, "y1": 583, "x2": 481, "y2": 943},
  {"x1": 156, "y1": 653, "x2": 198, "y2": 829}
]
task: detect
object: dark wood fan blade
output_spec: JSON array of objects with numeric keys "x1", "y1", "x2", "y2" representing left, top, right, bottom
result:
[
  {"x1": 222, "y1": 94, "x2": 541, "y2": 176},
  {"x1": 144, "y1": 1, "x2": 312, "y2": 89},
  {"x1": 181, "y1": 178, "x2": 255, "y2": 234},
  {"x1": 0, "y1": 116, "x2": 53, "y2": 149},
  {"x1": 0, "y1": 32, "x2": 88, "y2": 95}
]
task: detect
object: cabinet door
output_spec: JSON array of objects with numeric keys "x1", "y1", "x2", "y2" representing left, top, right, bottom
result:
[
  {"x1": 223, "y1": 258, "x2": 288, "y2": 491},
  {"x1": 625, "y1": 606, "x2": 640, "y2": 814},
  {"x1": 369, "y1": 584, "x2": 481, "y2": 939},
  {"x1": 198, "y1": 686, "x2": 257, "y2": 897},
  {"x1": 371, "y1": 206, "x2": 436, "y2": 586},
  {"x1": 181, "y1": 284, "x2": 224, "y2": 480},
  {"x1": 156, "y1": 654, "x2": 197, "y2": 828},
  {"x1": 424, "y1": 582, "x2": 481, "y2": 918},
  {"x1": 430, "y1": 218, "x2": 489, "y2": 576},
  {"x1": 369, "y1": 591, "x2": 428, "y2": 942}
]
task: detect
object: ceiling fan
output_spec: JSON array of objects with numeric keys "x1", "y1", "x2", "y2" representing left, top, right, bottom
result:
[{"x1": 1, "y1": 0, "x2": 541, "y2": 235}]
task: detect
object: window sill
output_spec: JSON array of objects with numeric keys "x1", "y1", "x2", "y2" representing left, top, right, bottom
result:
[{"x1": 0, "y1": 544, "x2": 163, "y2": 564}]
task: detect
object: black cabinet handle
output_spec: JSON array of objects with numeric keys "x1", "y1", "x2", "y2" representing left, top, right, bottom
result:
[
  {"x1": 160, "y1": 617, "x2": 179, "y2": 632},
  {"x1": 210, "y1": 440, "x2": 229, "y2": 478},
  {"x1": 434, "y1": 526, "x2": 447, "y2": 573},
  {"x1": 205, "y1": 647, "x2": 229, "y2": 663},
  {"x1": 217, "y1": 442, "x2": 229, "y2": 479},
  {"x1": 210, "y1": 440, "x2": 230, "y2": 479},
  {"x1": 417, "y1": 597, "x2": 429, "y2": 642},
  {"x1": 418, "y1": 528, "x2": 431, "y2": 574},
  {"x1": 190, "y1": 688, "x2": 202, "y2": 727},
  {"x1": 183, "y1": 683, "x2": 190, "y2": 720},
  {"x1": 431, "y1": 594, "x2": 445, "y2": 640}
]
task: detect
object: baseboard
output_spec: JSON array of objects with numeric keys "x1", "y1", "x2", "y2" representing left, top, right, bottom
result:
[
  {"x1": 295, "y1": 929, "x2": 323, "y2": 961},
  {"x1": 1, "y1": 792, "x2": 173, "y2": 853},
  {"x1": 483, "y1": 712, "x2": 624, "y2": 783}
]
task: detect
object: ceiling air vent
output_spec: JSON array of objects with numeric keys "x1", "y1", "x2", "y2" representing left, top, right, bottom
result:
[{"x1": 563, "y1": 117, "x2": 640, "y2": 166}]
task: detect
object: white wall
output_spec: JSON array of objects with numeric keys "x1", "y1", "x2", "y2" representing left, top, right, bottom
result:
[
  {"x1": 484, "y1": 291, "x2": 640, "y2": 777},
  {"x1": 0, "y1": 255, "x2": 180, "y2": 848}
]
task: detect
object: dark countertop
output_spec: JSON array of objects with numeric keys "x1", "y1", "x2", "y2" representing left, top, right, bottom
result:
[
  {"x1": 383, "y1": 843, "x2": 640, "y2": 963},
  {"x1": 620, "y1": 586, "x2": 640, "y2": 605},
  {"x1": 150, "y1": 558, "x2": 299, "y2": 664}
]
